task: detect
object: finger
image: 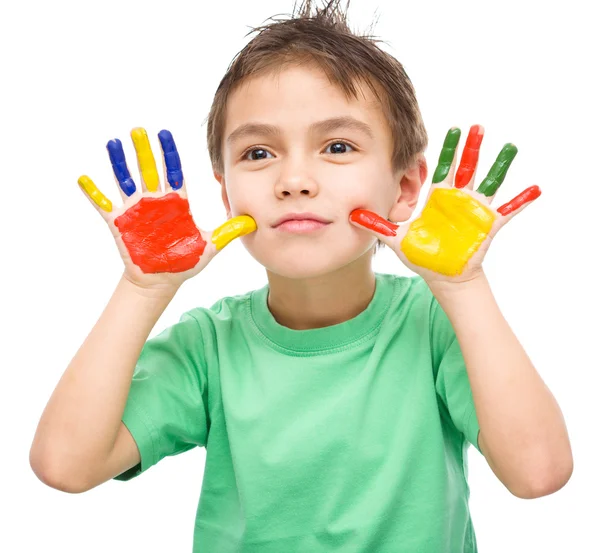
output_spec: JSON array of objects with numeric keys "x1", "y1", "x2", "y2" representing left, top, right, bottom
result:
[
  {"x1": 157, "y1": 129, "x2": 186, "y2": 194},
  {"x1": 211, "y1": 215, "x2": 257, "y2": 251},
  {"x1": 497, "y1": 185, "x2": 541, "y2": 219},
  {"x1": 77, "y1": 175, "x2": 113, "y2": 219},
  {"x1": 348, "y1": 208, "x2": 402, "y2": 251},
  {"x1": 455, "y1": 124, "x2": 484, "y2": 190},
  {"x1": 476, "y1": 143, "x2": 518, "y2": 199},
  {"x1": 432, "y1": 127, "x2": 461, "y2": 185},
  {"x1": 130, "y1": 127, "x2": 160, "y2": 193},
  {"x1": 106, "y1": 138, "x2": 137, "y2": 200}
]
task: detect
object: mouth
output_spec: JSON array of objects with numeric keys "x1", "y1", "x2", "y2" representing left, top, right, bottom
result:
[
  {"x1": 272, "y1": 211, "x2": 332, "y2": 233},
  {"x1": 274, "y1": 219, "x2": 331, "y2": 233}
]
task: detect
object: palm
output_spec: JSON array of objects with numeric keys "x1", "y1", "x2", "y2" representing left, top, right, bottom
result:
[
  {"x1": 108, "y1": 190, "x2": 213, "y2": 289},
  {"x1": 393, "y1": 186, "x2": 500, "y2": 284}
]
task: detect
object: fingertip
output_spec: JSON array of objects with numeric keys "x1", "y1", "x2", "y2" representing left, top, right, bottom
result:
[
  {"x1": 349, "y1": 208, "x2": 365, "y2": 222},
  {"x1": 77, "y1": 174, "x2": 91, "y2": 187},
  {"x1": 106, "y1": 138, "x2": 123, "y2": 155},
  {"x1": 211, "y1": 215, "x2": 257, "y2": 250},
  {"x1": 158, "y1": 129, "x2": 173, "y2": 138},
  {"x1": 158, "y1": 129, "x2": 175, "y2": 150},
  {"x1": 130, "y1": 127, "x2": 147, "y2": 140}
]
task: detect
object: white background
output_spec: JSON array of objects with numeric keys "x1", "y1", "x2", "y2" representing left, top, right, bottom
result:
[{"x1": 2, "y1": 0, "x2": 598, "y2": 551}]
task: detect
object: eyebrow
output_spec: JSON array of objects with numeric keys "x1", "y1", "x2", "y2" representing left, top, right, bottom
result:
[{"x1": 225, "y1": 116, "x2": 375, "y2": 145}]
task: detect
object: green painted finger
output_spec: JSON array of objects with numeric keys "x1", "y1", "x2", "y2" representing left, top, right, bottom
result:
[
  {"x1": 432, "y1": 128, "x2": 461, "y2": 183},
  {"x1": 476, "y1": 143, "x2": 518, "y2": 197}
]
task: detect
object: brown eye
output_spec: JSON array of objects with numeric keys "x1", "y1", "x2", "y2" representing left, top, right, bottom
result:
[
  {"x1": 244, "y1": 148, "x2": 273, "y2": 161},
  {"x1": 325, "y1": 141, "x2": 354, "y2": 154}
]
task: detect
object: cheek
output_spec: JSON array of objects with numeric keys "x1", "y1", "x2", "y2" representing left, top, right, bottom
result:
[
  {"x1": 330, "y1": 163, "x2": 395, "y2": 209},
  {"x1": 224, "y1": 175, "x2": 263, "y2": 215}
]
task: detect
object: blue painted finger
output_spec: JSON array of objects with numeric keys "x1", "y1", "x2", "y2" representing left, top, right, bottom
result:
[
  {"x1": 158, "y1": 129, "x2": 184, "y2": 190},
  {"x1": 106, "y1": 138, "x2": 136, "y2": 196}
]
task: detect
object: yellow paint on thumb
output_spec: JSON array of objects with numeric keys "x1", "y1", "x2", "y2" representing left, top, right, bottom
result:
[{"x1": 211, "y1": 215, "x2": 257, "y2": 250}]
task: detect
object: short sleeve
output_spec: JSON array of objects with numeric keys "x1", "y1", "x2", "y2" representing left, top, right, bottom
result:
[
  {"x1": 429, "y1": 296, "x2": 482, "y2": 454},
  {"x1": 113, "y1": 311, "x2": 209, "y2": 481}
]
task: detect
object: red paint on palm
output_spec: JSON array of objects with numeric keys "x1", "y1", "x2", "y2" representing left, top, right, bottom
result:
[
  {"x1": 114, "y1": 193, "x2": 207, "y2": 273},
  {"x1": 455, "y1": 125, "x2": 484, "y2": 188}
]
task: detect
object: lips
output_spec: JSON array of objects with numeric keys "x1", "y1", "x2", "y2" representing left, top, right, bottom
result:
[{"x1": 272, "y1": 212, "x2": 331, "y2": 227}]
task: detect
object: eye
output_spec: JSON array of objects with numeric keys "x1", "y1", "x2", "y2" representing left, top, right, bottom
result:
[
  {"x1": 242, "y1": 148, "x2": 274, "y2": 161},
  {"x1": 324, "y1": 141, "x2": 355, "y2": 154}
]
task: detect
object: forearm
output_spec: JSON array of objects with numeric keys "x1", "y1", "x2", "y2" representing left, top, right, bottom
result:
[
  {"x1": 429, "y1": 272, "x2": 572, "y2": 497},
  {"x1": 30, "y1": 274, "x2": 178, "y2": 486}
]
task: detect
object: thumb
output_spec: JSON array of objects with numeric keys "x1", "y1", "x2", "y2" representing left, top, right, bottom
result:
[
  {"x1": 349, "y1": 209, "x2": 403, "y2": 251},
  {"x1": 211, "y1": 215, "x2": 257, "y2": 251}
]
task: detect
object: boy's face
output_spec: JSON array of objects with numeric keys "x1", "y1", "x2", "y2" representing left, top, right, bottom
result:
[{"x1": 215, "y1": 63, "x2": 426, "y2": 280}]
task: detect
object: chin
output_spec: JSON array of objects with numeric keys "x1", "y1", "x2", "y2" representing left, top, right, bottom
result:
[{"x1": 241, "y1": 233, "x2": 375, "y2": 280}]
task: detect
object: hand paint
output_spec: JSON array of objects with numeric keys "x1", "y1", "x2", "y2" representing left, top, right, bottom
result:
[
  {"x1": 432, "y1": 127, "x2": 461, "y2": 183},
  {"x1": 476, "y1": 143, "x2": 518, "y2": 197},
  {"x1": 400, "y1": 188, "x2": 495, "y2": 276},
  {"x1": 349, "y1": 209, "x2": 398, "y2": 236},
  {"x1": 80, "y1": 128, "x2": 259, "y2": 273},
  {"x1": 113, "y1": 192, "x2": 206, "y2": 273},
  {"x1": 130, "y1": 127, "x2": 160, "y2": 192},
  {"x1": 497, "y1": 185, "x2": 541, "y2": 216},
  {"x1": 106, "y1": 139, "x2": 136, "y2": 197},
  {"x1": 158, "y1": 129, "x2": 184, "y2": 190},
  {"x1": 455, "y1": 125, "x2": 484, "y2": 188},
  {"x1": 78, "y1": 175, "x2": 113, "y2": 212},
  {"x1": 212, "y1": 216, "x2": 258, "y2": 250},
  {"x1": 349, "y1": 125, "x2": 541, "y2": 277}
]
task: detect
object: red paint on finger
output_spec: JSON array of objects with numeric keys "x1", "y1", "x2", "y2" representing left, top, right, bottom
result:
[
  {"x1": 350, "y1": 209, "x2": 398, "y2": 236},
  {"x1": 114, "y1": 193, "x2": 207, "y2": 273},
  {"x1": 497, "y1": 185, "x2": 541, "y2": 216},
  {"x1": 455, "y1": 125, "x2": 484, "y2": 188}
]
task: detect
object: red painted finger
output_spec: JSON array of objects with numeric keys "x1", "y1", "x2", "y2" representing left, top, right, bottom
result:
[
  {"x1": 349, "y1": 209, "x2": 398, "y2": 236},
  {"x1": 497, "y1": 185, "x2": 541, "y2": 216},
  {"x1": 455, "y1": 125, "x2": 484, "y2": 188}
]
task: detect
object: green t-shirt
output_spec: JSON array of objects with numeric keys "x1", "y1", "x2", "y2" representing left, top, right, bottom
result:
[{"x1": 115, "y1": 272, "x2": 482, "y2": 552}]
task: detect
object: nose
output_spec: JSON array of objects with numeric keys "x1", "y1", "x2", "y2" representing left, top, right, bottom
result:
[{"x1": 274, "y1": 154, "x2": 318, "y2": 198}]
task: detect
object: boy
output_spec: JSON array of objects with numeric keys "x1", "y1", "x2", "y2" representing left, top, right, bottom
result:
[{"x1": 30, "y1": 1, "x2": 572, "y2": 551}]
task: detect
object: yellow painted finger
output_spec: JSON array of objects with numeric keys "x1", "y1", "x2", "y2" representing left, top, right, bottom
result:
[
  {"x1": 400, "y1": 188, "x2": 495, "y2": 276},
  {"x1": 78, "y1": 175, "x2": 113, "y2": 212},
  {"x1": 130, "y1": 127, "x2": 160, "y2": 192},
  {"x1": 211, "y1": 215, "x2": 257, "y2": 251}
]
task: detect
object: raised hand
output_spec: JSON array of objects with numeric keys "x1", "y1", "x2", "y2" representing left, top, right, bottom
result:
[
  {"x1": 349, "y1": 124, "x2": 541, "y2": 284},
  {"x1": 78, "y1": 127, "x2": 256, "y2": 290}
]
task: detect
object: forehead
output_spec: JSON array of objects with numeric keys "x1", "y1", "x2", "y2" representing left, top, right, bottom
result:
[{"x1": 223, "y1": 63, "x2": 389, "y2": 138}]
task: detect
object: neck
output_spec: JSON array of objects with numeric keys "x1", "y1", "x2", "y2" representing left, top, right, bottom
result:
[{"x1": 265, "y1": 251, "x2": 376, "y2": 330}]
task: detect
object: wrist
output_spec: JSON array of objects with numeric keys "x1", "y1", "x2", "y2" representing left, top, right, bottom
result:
[
  {"x1": 425, "y1": 269, "x2": 489, "y2": 304},
  {"x1": 120, "y1": 273, "x2": 180, "y2": 301}
]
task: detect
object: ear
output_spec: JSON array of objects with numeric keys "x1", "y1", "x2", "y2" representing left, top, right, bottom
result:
[
  {"x1": 388, "y1": 154, "x2": 428, "y2": 223},
  {"x1": 214, "y1": 171, "x2": 232, "y2": 219}
]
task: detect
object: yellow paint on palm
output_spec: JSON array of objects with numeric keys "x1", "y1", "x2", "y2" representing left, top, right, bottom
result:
[
  {"x1": 400, "y1": 188, "x2": 495, "y2": 276},
  {"x1": 130, "y1": 127, "x2": 159, "y2": 192},
  {"x1": 78, "y1": 175, "x2": 113, "y2": 212},
  {"x1": 211, "y1": 215, "x2": 257, "y2": 250}
]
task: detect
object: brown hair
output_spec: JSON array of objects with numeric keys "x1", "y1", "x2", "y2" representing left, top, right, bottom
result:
[{"x1": 205, "y1": 0, "x2": 428, "y2": 253}]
